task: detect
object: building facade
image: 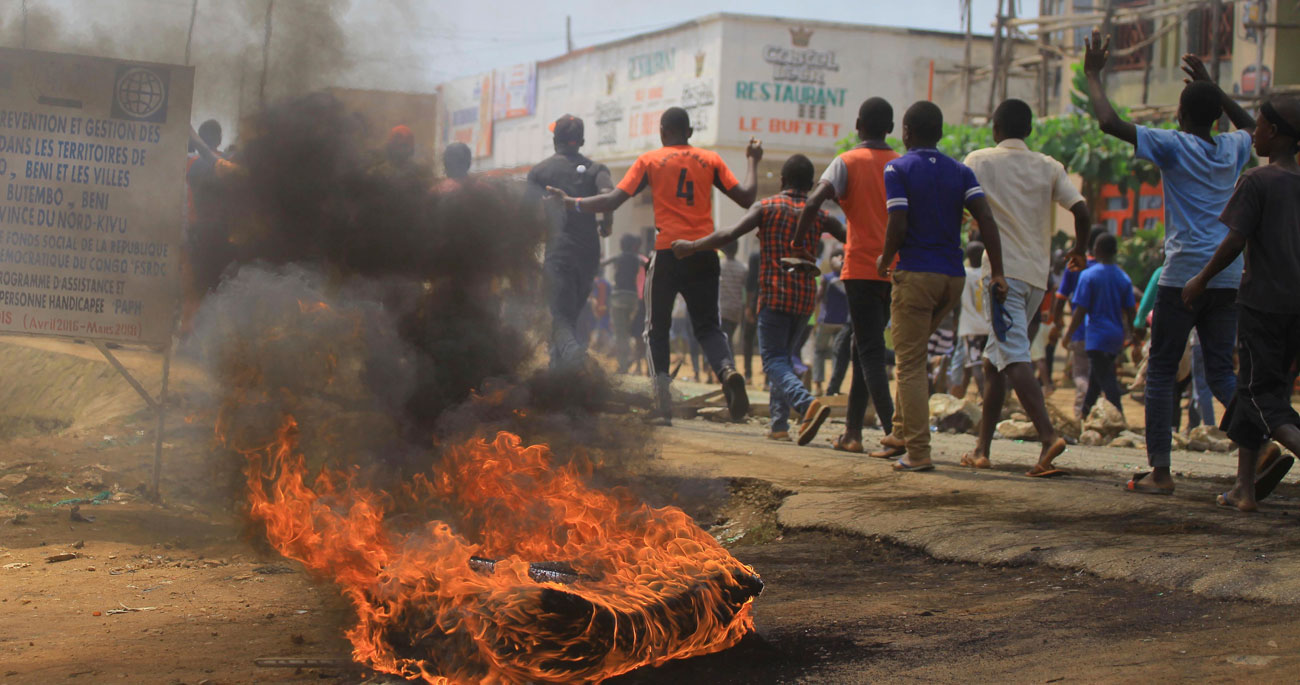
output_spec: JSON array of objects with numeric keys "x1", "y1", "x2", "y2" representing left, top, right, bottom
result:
[
  {"x1": 1039, "y1": 0, "x2": 1297, "y2": 114},
  {"x1": 436, "y1": 12, "x2": 1045, "y2": 256}
]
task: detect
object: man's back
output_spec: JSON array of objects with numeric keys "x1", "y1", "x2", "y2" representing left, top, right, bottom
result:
[
  {"x1": 884, "y1": 149, "x2": 982, "y2": 277},
  {"x1": 756, "y1": 191, "x2": 827, "y2": 317},
  {"x1": 1074, "y1": 263, "x2": 1134, "y2": 354},
  {"x1": 610, "y1": 252, "x2": 643, "y2": 293},
  {"x1": 529, "y1": 152, "x2": 609, "y2": 257},
  {"x1": 824, "y1": 144, "x2": 899, "y2": 280},
  {"x1": 616, "y1": 145, "x2": 739, "y2": 250},
  {"x1": 1136, "y1": 127, "x2": 1252, "y2": 289},
  {"x1": 1221, "y1": 164, "x2": 1300, "y2": 314},
  {"x1": 964, "y1": 140, "x2": 1083, "y2": 290}
]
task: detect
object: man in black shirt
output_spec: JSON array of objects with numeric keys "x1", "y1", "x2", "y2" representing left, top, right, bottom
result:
[
  {"x1": 1183, "y1": 95, "x2": 1300, "y2": 512},
  {"x1": 186, "y1": 120, "x2": 233, "y2": 296},
  {"x1": 528, "y1": 115, "x2": 614, "y2": 369}
]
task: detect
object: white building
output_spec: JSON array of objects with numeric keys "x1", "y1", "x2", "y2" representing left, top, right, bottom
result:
[{"x1": 439, "y1": 12, "x2": 1042, "y2": 255}]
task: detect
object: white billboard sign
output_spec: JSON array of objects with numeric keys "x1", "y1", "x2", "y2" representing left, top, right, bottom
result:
[{"x1": 0, "y1": 48, "x2": 193, "y2": 345}]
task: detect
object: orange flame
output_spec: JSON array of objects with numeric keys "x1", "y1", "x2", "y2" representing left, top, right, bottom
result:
[{"x1": 234, "y1": 417, "x2": 759, "y2": 683}]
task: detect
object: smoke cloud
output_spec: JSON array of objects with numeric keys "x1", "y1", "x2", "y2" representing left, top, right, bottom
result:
[{"x1": 189, "y1": 88, "x2": 651, "y2": 493}]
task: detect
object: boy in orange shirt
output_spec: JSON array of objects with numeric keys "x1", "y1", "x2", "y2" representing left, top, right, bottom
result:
[
  {"x1": 549, "y1": 107, "x2": 762, "y2": 424},
  {"x1": 797, "y1": 98, "x2": 900, "y2": 455}
]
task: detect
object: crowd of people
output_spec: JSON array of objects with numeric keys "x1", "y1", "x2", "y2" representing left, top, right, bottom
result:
[
  {"x1": 545, "y1": 28, "x2": 1300, "y2": 510},
  {"x1": 182, "y1": 26, "x2": 1300, "y2": 513}
]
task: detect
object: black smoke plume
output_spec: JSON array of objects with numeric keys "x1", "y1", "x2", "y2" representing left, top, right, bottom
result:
[{"x1": 191, "y1": 92, "x2": 646, "y2": 481}]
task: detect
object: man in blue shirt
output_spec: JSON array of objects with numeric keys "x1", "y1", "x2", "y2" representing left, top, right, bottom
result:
[
  {"x1": 1050, "y1": 228, "x2": 1106, "y2": 419},
  {"x1": 1083, "y1": 29, "x2": 1255, "y2": 494},
  {"x1": 1066, "y1": 234, "x2": 1136, "y2": 419},
  {"x1": 876, "y1": 101, "x2": 1005, "y2": 471}
]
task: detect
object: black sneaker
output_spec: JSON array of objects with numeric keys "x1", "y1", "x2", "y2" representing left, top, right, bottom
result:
[{"x1": 721, "y1": 368, "x2": 750, "y2": 422}]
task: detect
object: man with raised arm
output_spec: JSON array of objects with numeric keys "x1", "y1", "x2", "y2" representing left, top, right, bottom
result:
[
  {"x1": 1082, "y1": 28, "x2": 1257, "y2": 495},
  {"x1": 548, "y1": 107, "x2": 762, "y2": 425},
  {"x1": 527, "y1": 115, "x2": 615, "y2": 370}
]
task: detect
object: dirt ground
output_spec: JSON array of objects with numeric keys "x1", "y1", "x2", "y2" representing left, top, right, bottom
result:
[
  {"x1": 0, "y1": 337, "x2": 1290, "y2": 684},
  {"x1": 2, "y1": 407, "x2": 1299, "y2": 684}
]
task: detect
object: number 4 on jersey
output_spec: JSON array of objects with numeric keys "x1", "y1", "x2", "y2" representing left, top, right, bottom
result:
[{"x1": 675, "y1": 168, "x2": 694, "y2": 206}]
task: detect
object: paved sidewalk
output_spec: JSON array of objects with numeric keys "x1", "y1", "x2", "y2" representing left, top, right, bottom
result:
[{"x1": 653, "y1": 418, "x2": 1300, "y2": 605}]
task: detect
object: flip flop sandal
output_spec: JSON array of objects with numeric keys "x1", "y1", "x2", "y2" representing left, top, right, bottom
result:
[
  {"x1": 1255, "y1": 455, "x2": 1294, "y2": 501},
  {"x1": 870, "y1": 445, "x2": 907, "y2": 460},
  {"x1": 1026, "y1": 468, "x2": 1069, "y2": 478},
  {"x1": 960, "y1": 453, "x2": 990, "y2": 469},
  {"x1": 1216, "y1": 492, "x2": 1257, "y2": 512},
  {"x1": 893, "y1": 457, "x2": 934, "y2": 472},
  {"x1": 1026, "y1": 439, "x2": 1069, "y2": 477},
  {"x1": 797, "y1": 404, "x2": 832, "y2": 447},
  {"x1": 1126, "y1": 471, "x2": 1174, "y2": 496}
]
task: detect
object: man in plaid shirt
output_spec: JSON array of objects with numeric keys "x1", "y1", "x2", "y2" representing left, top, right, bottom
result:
[{"x1": 673, "y1": 155, "x2": 844, "y2": 445}]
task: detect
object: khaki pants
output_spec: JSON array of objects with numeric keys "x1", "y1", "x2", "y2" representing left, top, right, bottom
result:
[{"x1": 891, "y1": 270, "x2": 964, "y2": 462}]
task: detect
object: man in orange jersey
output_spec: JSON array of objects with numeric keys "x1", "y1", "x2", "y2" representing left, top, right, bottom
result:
[
  {"x1": 549, "y1": 107, "x2": 761, "y2": 425},
  {"x1": 796, "y1": 98, "x2": 900, "y2": 456}
]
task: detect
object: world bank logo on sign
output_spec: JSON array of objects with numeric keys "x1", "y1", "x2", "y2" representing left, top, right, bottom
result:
[{"x1": 110, "y1": 65, "x2": 169, "y2": 123}]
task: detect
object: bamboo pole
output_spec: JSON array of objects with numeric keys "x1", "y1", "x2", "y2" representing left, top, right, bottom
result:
[
  {"x1": 963, "y1": 0, "x2": 973, "y2": 122},
  {"x1": 987, "y1": 0, "x2": 1005, "y2": 121},
  {"x1": 184, "y1": 0, "x2": 199, "y2": 66}
]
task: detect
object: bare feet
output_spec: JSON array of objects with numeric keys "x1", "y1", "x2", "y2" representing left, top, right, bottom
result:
[
  {"x1": 1138, "y1": 469, "x2": 1175, "y2": 490},
  {"x1": 960, "y1": 451, "x2": 991, "y2": 469},
  {"x1": 1034, "y1": 437, "x2": 1067, "y2": 471},
  {"x1": 1217, "y1": 486, "x2": 1258, "y2": 512}
]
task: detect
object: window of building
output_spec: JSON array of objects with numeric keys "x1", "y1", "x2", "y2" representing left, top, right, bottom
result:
[
  {"x1": 1106, "y1": 196, "x2": 1127, "y2": 211},
  {"x1": 1138, "y1": 194, "x2": 1163, "y2": 210},
  {"x1": 1187, "y1": 1, "x2": 1235, "y2": 61},
  {"x1": 1143, "y1": 217, "x2": 1159, "y2": 230},
  {"x1": 1111, "y1": 0, "x2": 1155, "y2": 72},
  {"x1": 1071, "y1": 0, "x2": 1092, "y2": 48}
]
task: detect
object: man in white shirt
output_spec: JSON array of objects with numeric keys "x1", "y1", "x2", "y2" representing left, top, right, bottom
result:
[{"x1": 961, "y1": 99, "x2": 1092, "y2": 477}]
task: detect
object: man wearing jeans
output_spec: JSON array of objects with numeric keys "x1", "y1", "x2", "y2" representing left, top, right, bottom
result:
[
  {"x1": 1083, "y1": 30, "x2": 1255, "y2": 493},
  {"x1": 673, "y1": 155, "x2": 839, "y2": 445},
  {"x1": 877, "y1": 101, "x2": 1005, "y2": 471}
]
